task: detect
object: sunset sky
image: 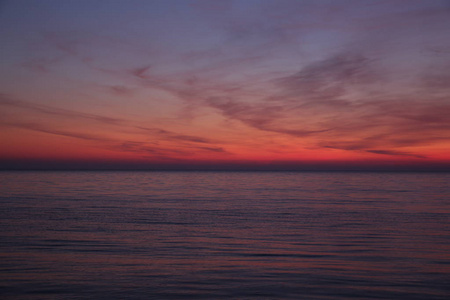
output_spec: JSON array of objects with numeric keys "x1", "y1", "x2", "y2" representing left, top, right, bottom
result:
[{"x1": 1, "y1": 0, "x2": 449, "y2": 170}]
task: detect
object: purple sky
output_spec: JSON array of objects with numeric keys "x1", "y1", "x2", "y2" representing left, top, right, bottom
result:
[{"x1": 1, "y1": 0, "x2": 450, "y2": 170}]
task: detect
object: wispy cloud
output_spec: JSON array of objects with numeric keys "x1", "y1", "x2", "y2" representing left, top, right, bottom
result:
[
  {"x1": 2, "y1": 119, "x2": 230, "y2": 160},
  {"x1": 1, "y1": 121, "x2": 113, "y2": 143},
  {"x1": 201, "y1": 47, "x2": 450, "y2": 158},
  {"x1": 0, "y1": 94, "x2": 124, "y2": 125},
  {"x1": 110, "y1": 141, "x2": 189, "y2": 157},
  {"x1": 21, "y1": 57, "x2": 61, "y2": 73},
  {"x1": 0, "y1": 94, "x2": 219, "y2": 145},
  {"x1": 365, "y1": 149, "x2": 426, "y2": 159},
  {"x1": 135, "y1": 126, "x2": 214, "y2": 144},
  {"x1": 195, "y1": 146, "x2": 228, "y2": 153},
  {"x1": 276, "y1": 53, "x2": 379, "y2": 100},
  {"x1": 107, "y1": 85, "x2": 135, "y2": 96}
]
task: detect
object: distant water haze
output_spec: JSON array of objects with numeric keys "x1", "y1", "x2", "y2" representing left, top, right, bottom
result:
[{"x1": 1, "y1": 171, "x2": 449, "y2": 299}]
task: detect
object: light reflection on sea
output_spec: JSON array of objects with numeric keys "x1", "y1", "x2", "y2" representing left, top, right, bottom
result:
[{"x1": 0, "y1": 171, "x2": 449, "y2": 299}]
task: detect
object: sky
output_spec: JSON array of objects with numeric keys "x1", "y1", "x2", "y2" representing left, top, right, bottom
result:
[{"x1": 0, "y1": 0, "x2": 449, "y2": 171}]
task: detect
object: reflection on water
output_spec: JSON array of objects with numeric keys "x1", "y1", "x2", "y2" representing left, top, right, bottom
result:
[{"x1": 0, "y1": 171, "x2": 449, "y2": 299}]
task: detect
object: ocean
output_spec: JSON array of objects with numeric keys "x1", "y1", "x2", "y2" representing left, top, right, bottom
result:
[{"x1": 0, "y1": 171, "x2": 449, "y2": 299}]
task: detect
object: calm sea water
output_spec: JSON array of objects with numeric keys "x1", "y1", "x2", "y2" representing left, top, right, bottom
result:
[{"x1": 0, "y1": 171, "x2": 449, "y2": 299}]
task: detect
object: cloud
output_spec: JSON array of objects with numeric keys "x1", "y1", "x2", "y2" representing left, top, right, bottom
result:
[
  {"x1": 0, "y1": 94, "x2": 124, "y2": 125},
  {"x1": 203, "y1": 52, "x2": 380, "y2": 132},
  {"x1": 207, "y1": 96, "x2": 331, "y2": 138},
  {"x1": 2, "y1": 119, "x2": 229, "y2": 159},
  {"x1": 111, "y1": 140, "x2": 230, "y2": 158},
  {"x1": 131, "y1": 65, "x2": 152, "y2": 79},
  {"x1": 21, "y1": 57, "x2": 61, "y2": 73},
  {"x1": 320, "y1": 136, "x2": 429, "y2": 158},
  {"x1": 108, "y1": 85, "x2": 135, "y2": 96},
  {"x1": 43, "y1": 32, "x2": 82, "y2": 57},
  {"x1": 111, "y1": 141, "x2": 189, "y2": 157},
  {"x1": 1, "y1": 121, "x2": 113, "y2": 143},
  {"x1": 202, "y1": 47, "x2": 450, "y2": 158},
  {"x1": 135, "y1": 126, "x2": 214, "y2": 144},
  {"x1": 195, "y1": 146, "x2": 228, "y2": 153},
  {"x1": 365, "y1": 149, "x2": 426, "y2": 159},
  {"x1": 0, "y1": 94, "x2": 220, "y2": 147},
  {"x1": 275, "y1": 53, "x2": 380, "y2": 105},
  {"x1": 281, "y1": 53, "x2": 375, "y2": 86}
]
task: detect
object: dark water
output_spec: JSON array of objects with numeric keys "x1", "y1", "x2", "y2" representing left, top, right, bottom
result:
[{"x1": 0, "y1": 171, "x2": 449, "y2": 299}]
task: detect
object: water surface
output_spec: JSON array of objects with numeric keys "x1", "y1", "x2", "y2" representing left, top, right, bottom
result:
[{"x1": 0, "y1": 171, "x2": 449, "y2": 299}]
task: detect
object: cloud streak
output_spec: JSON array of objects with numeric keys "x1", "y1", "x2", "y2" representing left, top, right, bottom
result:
[
  {"x1": 135, "y1": 126, "x2": 215, "y2": 144},
  {"x1": 1, "y1": 121, "x2": 113, "y2": 143},
  {"x1": 0, "y1": 94, "x2": 229, "y2": 157},
  {"x1": 0, "y1": 94, "x2": 124, "y2": 125},
  {"x1": 201, "y1": 48, "x2": 450, "y2": 158}
]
